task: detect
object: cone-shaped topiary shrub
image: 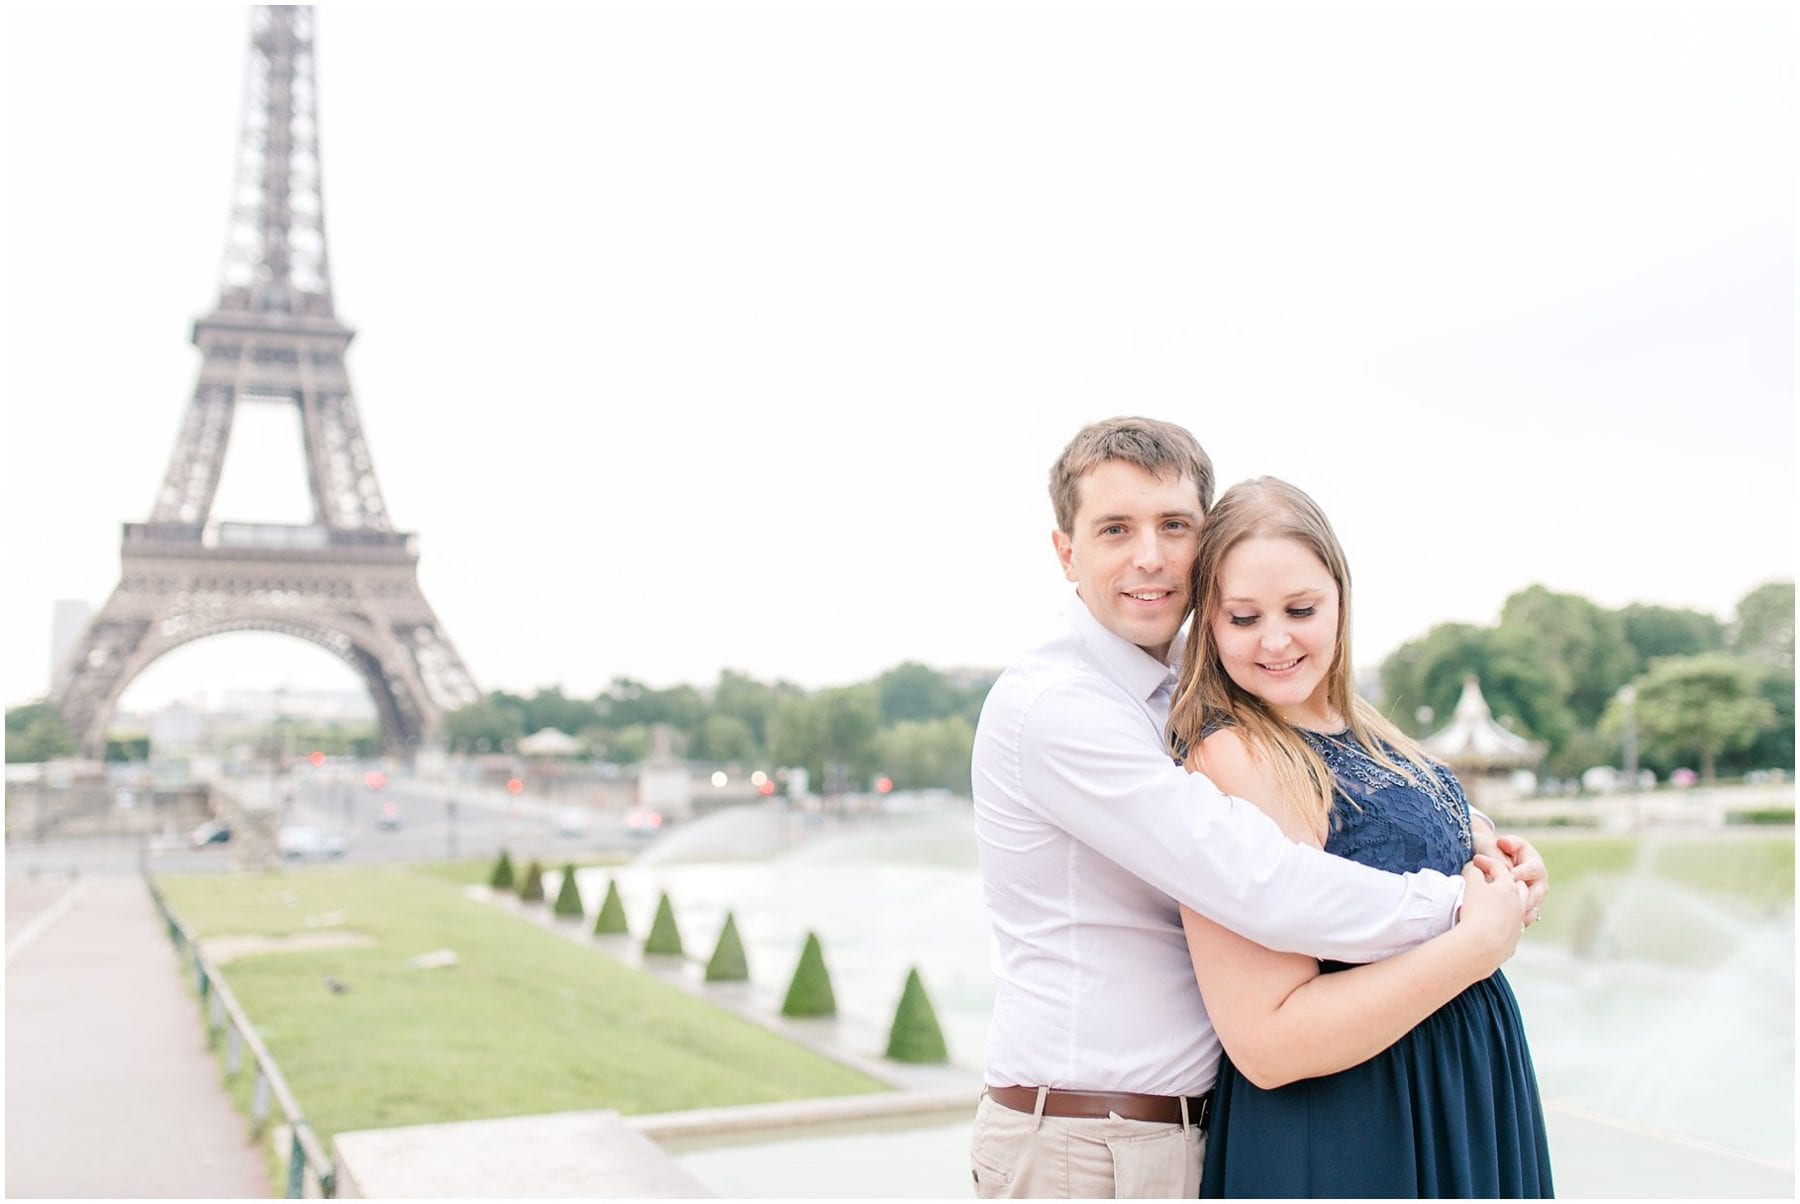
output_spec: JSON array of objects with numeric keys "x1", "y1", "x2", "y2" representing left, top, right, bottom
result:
[
  {"x1": 705, "y1": 912, "x2": 750, "y2": 982},
  {"x1": 643, "y1": 892, "x2": 684, "y2": 955},
  {"x1": 781, "y1": 931, "x2": 836, "y2": 1017},
  {"x1": 552, "y1": 863, "x2": 585, "y2": 917},
  {"x1": 593, "y1": 879, "x2": 629, "y2": 936},
  {"x1": 489, "y1": 849, "x2": 515, "y2": 891},
  {"x1": 885, "y1": 966, "x2": 949, "y2": 1062},
  {"x1": 518, "y1": 859, "x2": 545, "y2": 903}
]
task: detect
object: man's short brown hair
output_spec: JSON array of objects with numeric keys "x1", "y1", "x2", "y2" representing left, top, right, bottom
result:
[{"x1": 1048, "y1": 417, "x2": 1216, "y2": 533}]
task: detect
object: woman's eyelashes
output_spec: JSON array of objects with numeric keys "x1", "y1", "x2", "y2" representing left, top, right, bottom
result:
[{"x1": 1225, "y1": 605, "x2": 1317, "y2": 627}]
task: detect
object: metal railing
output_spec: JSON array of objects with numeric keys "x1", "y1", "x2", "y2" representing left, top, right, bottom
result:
[{"x1": 145, "y1": 876, "x2": 335, "y2": 1198}]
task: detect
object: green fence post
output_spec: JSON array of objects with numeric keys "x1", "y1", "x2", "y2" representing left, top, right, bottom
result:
[{"x1": 286, "y1": 1130, "x2": 305, "y2": 1198}]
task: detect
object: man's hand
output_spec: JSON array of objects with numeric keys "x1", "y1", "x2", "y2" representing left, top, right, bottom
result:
[{"x1": 1457, "y1": 854, "x2": 1528, "y2": 967}]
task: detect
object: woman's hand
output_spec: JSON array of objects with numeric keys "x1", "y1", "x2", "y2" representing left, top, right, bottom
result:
[
  {"x1": 1455, "y1": 853, "x2": 1528, "y2": 970},
  {"x1": 1496, "y1": 834, "x2": 1549, "y2": 925}
]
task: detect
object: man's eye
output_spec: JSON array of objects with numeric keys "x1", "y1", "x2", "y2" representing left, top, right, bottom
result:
[
  {"x1": 1287, "y1": 606, "x2": 1317, "y2": 619},
  {"x1": 1163, "y1": 520, "x2": 1190, "y2": 532},
  {"x1": 1228, "y1": 614, "x2": 1257, "y2": 627},
  {"x1": 1100, "y1": 525, "x2": 1126, "y2": 536}
]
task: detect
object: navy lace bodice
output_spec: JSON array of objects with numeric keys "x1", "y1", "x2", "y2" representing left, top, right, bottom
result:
[
  {"x1": 1297, "y1": 726, "x2": 1472, "y2": 878},
  {"x1": 1200, "y1": 725, "x2": 1554, "y2": 1198}
]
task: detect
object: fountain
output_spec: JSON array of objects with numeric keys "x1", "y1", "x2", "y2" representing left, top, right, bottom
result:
[{"x1": 574, "y1": 809, "x2": 1794, "y2": 1197}]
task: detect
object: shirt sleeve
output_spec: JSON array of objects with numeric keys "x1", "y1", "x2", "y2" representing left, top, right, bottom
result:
[{"x1": 1014, "y1": 678, "x2": 1464, "y2": 963}]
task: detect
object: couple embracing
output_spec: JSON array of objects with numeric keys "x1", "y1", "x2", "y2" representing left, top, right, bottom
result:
[{"x1": 970, "y1": 417, "x2": 1554, "y2": 1199}]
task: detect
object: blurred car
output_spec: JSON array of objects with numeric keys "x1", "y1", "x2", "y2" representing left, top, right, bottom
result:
[
  {"x1": 623, "y1": 808, "x2": 664, "y2": 839},
  {"x1": 189, "y1": 820, "x2": 231, "y2": 848},
  {"x1": 278, "y1": 825, "x2": 347, "y2": 859},
  {"x1": 375, "y1": 801, "x2": 402, "y2": 831},
  {"x1": 554, "y1": 807, "x2": 591, "y2": 838}
]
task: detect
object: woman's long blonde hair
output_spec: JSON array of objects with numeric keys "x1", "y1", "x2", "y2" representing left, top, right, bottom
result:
[{"x1": 1167, "y1": 477, "x2": 1439, "y2": 841}]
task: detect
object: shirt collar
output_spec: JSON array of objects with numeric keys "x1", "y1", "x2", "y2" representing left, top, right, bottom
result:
[{"x1": 1062, "y1": 589, "x2": 1181, "y2": 704}]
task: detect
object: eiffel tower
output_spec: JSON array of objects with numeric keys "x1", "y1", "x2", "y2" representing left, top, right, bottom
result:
[{"x1": 53, "y1": 6, "x2": 478, "y2": 758}]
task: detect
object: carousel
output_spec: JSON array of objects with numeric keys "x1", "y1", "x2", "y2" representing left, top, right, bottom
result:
[{"x1": 1420, "y1": 675, "x2": 1546, "y2": 803}]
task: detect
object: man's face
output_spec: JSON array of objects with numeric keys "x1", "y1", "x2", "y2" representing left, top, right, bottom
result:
[{"x1": 1052, "y1": 460, "x2": 1204, "y2": 661}]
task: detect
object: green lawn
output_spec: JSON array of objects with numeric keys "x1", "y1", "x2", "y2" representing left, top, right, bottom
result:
[
  {"x1": 1523, "y1": 831, "x2": 1793, "y2": 965},
  {"x1": 405, "y1": 852, "x2": 630, "y2": 889},
  {"x1": 1530, "y1": 831, "x2": 1793, "y2": 905},
  {"x1": 156, "y1": 865, "x2": 885, "y2": 1149}
]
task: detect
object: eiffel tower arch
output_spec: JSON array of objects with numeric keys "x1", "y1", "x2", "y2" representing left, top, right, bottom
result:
[{"x1": 53, "y1": 6, "x2": 478, "y2": 758}]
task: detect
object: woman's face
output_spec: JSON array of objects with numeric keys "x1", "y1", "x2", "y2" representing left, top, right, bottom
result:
[{"x1": 1209, "y1": 535, "x2": 1341, "y2": 728}]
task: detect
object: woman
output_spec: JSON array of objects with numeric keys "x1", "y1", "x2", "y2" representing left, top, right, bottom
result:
[{"x1": 1168, "y1": 477, "x2": 1553, "y2": 1198}]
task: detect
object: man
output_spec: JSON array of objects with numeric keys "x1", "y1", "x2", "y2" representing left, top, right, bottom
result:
[{"x1": 969, "y1": 417, "x2": 1546, "y2": 1198}]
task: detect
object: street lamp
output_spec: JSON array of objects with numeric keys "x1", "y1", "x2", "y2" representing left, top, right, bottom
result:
[{"x1": 1618, "y1": 684, "x2": 1639, "y2": 783}]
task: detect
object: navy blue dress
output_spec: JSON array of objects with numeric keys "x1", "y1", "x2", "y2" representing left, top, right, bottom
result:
[{"x1": 1199, "y1": 728, "x2": 1554, "y2": 1198}]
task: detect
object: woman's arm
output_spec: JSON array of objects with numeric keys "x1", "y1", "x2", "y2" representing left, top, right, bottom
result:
[{"x1": 1183, "y1": 729, "x2": 1526, "y2": 1090}]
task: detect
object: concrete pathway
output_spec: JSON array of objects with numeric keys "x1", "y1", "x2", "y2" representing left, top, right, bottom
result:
[{"x1": 5, "y1": 873, "x2": 271, "y2": 1198}]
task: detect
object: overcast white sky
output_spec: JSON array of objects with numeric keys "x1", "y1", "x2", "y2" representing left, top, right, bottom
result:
[{"x1": 2, "y1": 1, "x2": 1793, "y2": 714}]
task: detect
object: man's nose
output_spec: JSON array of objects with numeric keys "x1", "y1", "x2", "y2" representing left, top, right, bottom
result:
[{"x1": 1132, "y1": 529, "x2": 1165, "y2": 570}]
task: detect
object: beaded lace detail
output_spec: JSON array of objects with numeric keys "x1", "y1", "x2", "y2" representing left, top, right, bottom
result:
[{"x1": 1297, "y1": 727, "x2": 1474, "y2": 878}]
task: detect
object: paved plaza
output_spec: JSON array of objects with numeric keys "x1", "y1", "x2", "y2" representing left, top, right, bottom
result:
[{"x1": 6, "y1": 866, "x2": 271, "y2": 1198}]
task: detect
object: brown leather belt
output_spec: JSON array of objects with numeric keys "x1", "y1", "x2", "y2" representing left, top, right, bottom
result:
[{"x1": 985, "y1": 1085, "x2": 1212, "y2": 1131}]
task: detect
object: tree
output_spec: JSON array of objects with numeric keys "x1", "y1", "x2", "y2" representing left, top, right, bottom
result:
[
  {"x1": 769, "y1": 685, "x2": 882, "y2": 793},
  {"x1": 1497, "y1": 586, "x2": 1637, "y2": 723},
  {"x1": 885, "y1": 967, "x2": 949, "y2": 1063},
  {"x1": 518, "y1": 687, "x2": 600, "y2": 742},
  {"x1": 1739, "y1": 665, "x2": 1796, "y2": 773},
  {"x1": 593, "y1": 880, "x2": 629, "y2": 935},
  {"x1": 819, "y1": 685, "x2": 882, "y2": 789},
  {"x1": 595, "y1": 724, "x2": 652, "y2": 766},
  {"x1": 552, "y1": 864, "x2": 585, "y2": 917},
  {"x1": 1379, "y1": 623, "x2": 1569, "y2": 748},
  {"x1": 695, "y1": 714, "x2": 757, "y2": 765},
  {"x1": 644, "y1": 892, "x2": 684, "y2": 955},
  {"x1": 518, "y1": 860, "x2": 546, "y2": 902},
  {"x1": 711, "y1": 669, "x2": 799, "y2": 752},
  {"x1": 105, "y1": 736, "x2": 150, "y2": 763},
  {"x1": 5, "y1": 702, "x2": 76, "y2": 763},
  {"x1": 1608, "y1": 655, "x2": 1777, "y2": 782},
  {"x1": 781, "y1": 931, "x2": 836, "y2": 1017},
  {"x1": 595, "y1": 678, "x2": 708, "y2": 739},
  {"x1": 876, "y1": 662, "x2": 961, "y2": 725},
  {"x1": 704, "y1": 913, "x2": 750, "y2": 981},
  {"x1": 489, "y1": 849, "x2": 515, "y2": 890},
  {"x1": 876, "y1": 716, "x2": 975, "y2": 795},
  {"x1": 444, "y1": 697, "x2": 526, "y2": 752},
  {"x1": 1619, "y1": 604, "x2": 1726, "y2": 664},
  {"x1": 768, "y1": 694, "x2": 824, "y2": 785},
  {"x1": 1730, "y1": 581, "x2": 1795, "y2": 668}
]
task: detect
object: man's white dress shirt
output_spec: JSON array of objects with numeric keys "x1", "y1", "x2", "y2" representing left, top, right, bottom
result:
[{"x1": 973, "y1": 592, "x2": 1465, "y2": 1097}]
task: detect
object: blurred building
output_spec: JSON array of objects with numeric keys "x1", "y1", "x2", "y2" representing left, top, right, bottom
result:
[{"x1": 1421, "y1": 676, "x2": 1546, "y2": 803}]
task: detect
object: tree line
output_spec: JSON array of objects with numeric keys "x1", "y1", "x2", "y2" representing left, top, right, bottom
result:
[
  {"x1": 1378, "y1": 580, "x2": 1793, "y2": 781},
  {"x1": 444, "y1": 663, "x2": 995, "y2": 797},
  {"x1": 8, "y1": 581, "x2": 1790, "y2": 789}
]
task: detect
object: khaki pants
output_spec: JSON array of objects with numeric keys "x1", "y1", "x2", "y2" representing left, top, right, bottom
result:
[{"x1": 968, "y1": 1092, "x2": 1204, "y2": 1199}]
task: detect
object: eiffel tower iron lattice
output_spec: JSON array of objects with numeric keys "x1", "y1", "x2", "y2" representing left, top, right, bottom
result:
[{"x1": 53, "y1": 6, "x2": 479, "y2": 757}]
